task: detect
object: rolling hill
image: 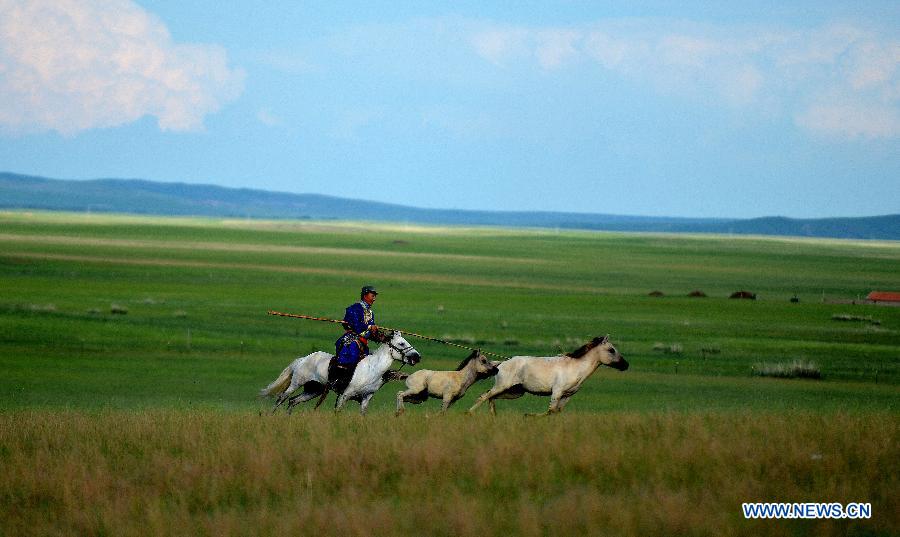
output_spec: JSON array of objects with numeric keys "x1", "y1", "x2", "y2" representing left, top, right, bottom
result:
[{"x1": 1, "y1": 172, "x2": 897, "y2": 239}]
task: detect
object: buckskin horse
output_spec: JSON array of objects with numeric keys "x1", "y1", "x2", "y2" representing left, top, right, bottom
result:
[
  {"x1": 395, "y1": 349, "x2": 497, "y2": 415},
  {"x1": 467, "y1": 335, "x2": 627, "y2": 416}
]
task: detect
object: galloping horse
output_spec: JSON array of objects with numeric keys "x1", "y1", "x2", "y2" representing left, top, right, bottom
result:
[
  {"x1": 395, "y1": 349, "x2": 497, "y2": 415},
  {"x1": 467, "y1": 335, "x2": 627, "y2": 416},
  {"x1": 260, "y1": 330, "x2": 421, "y2": 415}
]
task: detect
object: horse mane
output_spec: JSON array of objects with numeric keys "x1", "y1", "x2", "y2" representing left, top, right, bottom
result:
[
  {"x1": 455, "y1": 349, "x2": 481, "y2": 370},
  {"x1": 565, "y1": 336, "x2": 608, "y2": 359}
]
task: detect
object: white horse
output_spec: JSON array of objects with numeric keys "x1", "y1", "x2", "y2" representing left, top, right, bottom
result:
[
  {"x1": 260, "y1": 330, "x2": 421, "y2": 415},
  {"x1": 467, "y1": 335, "x2": 627, "y2": 416},
  {"x1": 395, "y1": 349, "x2": 498, "y2": 415}
]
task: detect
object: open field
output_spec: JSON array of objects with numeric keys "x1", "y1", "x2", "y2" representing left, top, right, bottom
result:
[{"x1": 1, "y1": 211, "x2": 898, "y2": 535}]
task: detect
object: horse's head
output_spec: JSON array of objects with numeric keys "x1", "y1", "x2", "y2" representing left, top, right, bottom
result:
[
  {"x1": 476, "y1": 360, "x2": 503, "y2": 380},
  {"x1": 474, "y1": 351, "x2": 499, "y2": 377},
  {"x1": 385, "y1": 331, "x2": 421, "y2": 366},
  {"x1": 596, "y1": 335, "x2": 628, "y2": 371},
  {"x1": 458, "y1": 349, "x2": 499, "y2": 378}
]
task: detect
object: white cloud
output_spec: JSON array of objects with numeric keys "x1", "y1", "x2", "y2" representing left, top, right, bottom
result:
[
  {"x1": 470, "y1": 19, "x2": 900, "y2": 140},
  {"x1": 0, "y1": 0, "x2": 244, "y2": 135},
  {"x1": 846, "y1": 40, "x2": 899, "y2": 90},
  {"x1": 797, "y1": 101, "x2": 900, "y2": 139},
  {"x1": 256, "y1": 107, "x2": 281, "y2": 127},
  {"x1": 583, "y1": 31, "x2": 632, "y2": 70},
  {"x1": 656, "y1": 34, "x2": 721, "y2": 68},
  {"x1": 421, "y1": 105, "x2": 498, "y2": 139},
  {"x1": 534, "y1": 29, "x2": 581, "y2": 70},
  {"x1": 470, "y1": 27, "x2": 529, "y2": 66},
  {"x1": 720, "y1": 64, "x2": 764, "y2": 106},
  {"x1": 329, "y1": 107, "x2": 383, "y2": 141},
  {"x1": 257, "y1": 50, "x2": 316, "y2": 75}
]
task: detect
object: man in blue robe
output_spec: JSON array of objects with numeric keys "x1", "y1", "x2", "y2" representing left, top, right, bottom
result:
[{"x1": 330, "y1": 285, "x2": 379, "y2": 392}]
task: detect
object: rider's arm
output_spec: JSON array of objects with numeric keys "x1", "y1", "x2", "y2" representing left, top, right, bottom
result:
[{"x1": 343, "y1": 304, "x2": 374, "y2": 338}]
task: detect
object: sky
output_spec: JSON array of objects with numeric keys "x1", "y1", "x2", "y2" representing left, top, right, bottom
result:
[{"x1": 0, "y1": 1, "x2": 898, "y2": 219}]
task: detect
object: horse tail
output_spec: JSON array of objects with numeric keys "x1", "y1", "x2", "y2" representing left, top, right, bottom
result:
[{"x1": 259, "y1": 365, "x2": 293, "y2": 397}]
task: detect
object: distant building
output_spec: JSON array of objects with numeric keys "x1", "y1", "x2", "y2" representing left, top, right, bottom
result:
[{"x1": 867, "y1": 291, "x2": 900, "y2": 304}]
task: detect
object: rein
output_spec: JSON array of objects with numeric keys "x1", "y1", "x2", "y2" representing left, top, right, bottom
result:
[{"x1": 395, "y1": 330, "x2": 510, "y2": 359}]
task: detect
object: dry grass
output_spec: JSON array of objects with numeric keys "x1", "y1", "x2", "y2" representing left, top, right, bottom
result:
[
  {"x1": 753, "y1": 360, "x2": 823, "y2": 379},
  {"x1": 1, "y1": 411, "x2": 896, "y2": 537}
]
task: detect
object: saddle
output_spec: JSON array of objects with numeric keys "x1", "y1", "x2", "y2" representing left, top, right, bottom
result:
[
  {"x1": 323, "y1": 329, "x2": 391, "y2": 402},
  {"x1": 325, "y1": 356, "x2": 407, "y2": 399}
]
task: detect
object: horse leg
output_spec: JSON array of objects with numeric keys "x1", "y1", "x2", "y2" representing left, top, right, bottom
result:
[
  {"x1": 526, "y1": 389, "x2": 563, "y2": 417},
  {"x1": 467, "y1": 385, "x2": 505, "y2": 415},
  {"x1": 360, "y1": 393, "x2": 375, "y2": 415},
  {"x1": 271, "y1": 393, "x2": 286, "y2": 414},
  {"x1": 466, "y1": 389, "x2": 490, "y2": 414},
  {"x1": 555, "y1": 394, "x2": 573, "y2": 413},
  {"x1": 272, "y1": 376, "x2": 303, "y2": 414},
  {"x1": 395, "y1": 390, "x2": 409, "y2": 416},
  {"x1": 271, "y1": 388, "x2": 294, "y2": 413},
  {"x1": 313, "y1": 389, "x2": 330, "y2": 410},
  {"x1": 334, "y1": 392, "x2": 348, "y2": 412},
  {"x1": 489, "y1": 398, "x2": 496, "y2": 416},
  {"x1": 286, "y1": 391, "x2": 321, "y2": 414},
  {"x1": 440, "y1": 393, "x2": 454, "y2": 413}
]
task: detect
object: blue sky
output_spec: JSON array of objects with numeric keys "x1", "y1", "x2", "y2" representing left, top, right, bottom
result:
[{"x1": 1, "y1": 1, "x2": 898, "y2": 218}]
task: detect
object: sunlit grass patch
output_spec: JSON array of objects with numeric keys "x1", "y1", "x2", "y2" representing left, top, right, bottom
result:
[{"x1": 752, "y1": 359, "x2": 822, "y2": 379}]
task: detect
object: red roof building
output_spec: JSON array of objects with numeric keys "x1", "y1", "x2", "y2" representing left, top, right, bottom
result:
[{"x1": 867, "y1": 292, "x2": 900, "y2": 303}]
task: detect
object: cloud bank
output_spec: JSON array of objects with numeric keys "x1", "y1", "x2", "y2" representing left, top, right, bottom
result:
[
  {"x1": 0, "y1": 0, "x2": 244, "y2": 135},
  {"x1": 470, "y1": 20, "x2": 900, "y2": 140}
]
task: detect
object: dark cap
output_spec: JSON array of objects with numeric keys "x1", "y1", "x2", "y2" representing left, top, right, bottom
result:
[{"x1": 361, "y1": 285, "x2": 378, "y2": 296}]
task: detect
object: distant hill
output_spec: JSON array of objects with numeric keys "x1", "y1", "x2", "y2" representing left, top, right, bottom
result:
[{"x1": 1, "y1": 172, "x2": 898, "y2": 240}]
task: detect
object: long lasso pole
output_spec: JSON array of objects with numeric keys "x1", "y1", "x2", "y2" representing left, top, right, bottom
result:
[{"x1": 267, "y1": 310, "x2": 510, "y2": 359}]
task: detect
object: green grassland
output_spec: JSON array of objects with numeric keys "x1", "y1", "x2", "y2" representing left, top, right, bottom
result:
[
  {"x1": 1, "y1": 210, "x2": 898, "y2": 412},
  {"x1": 1, "y1": 211, "x2": 898, "y2": 536}
]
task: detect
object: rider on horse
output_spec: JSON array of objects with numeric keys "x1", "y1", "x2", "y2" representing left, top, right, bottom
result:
[{"x1": 330, "y1": 285, "x2": 379, "y2": 392}]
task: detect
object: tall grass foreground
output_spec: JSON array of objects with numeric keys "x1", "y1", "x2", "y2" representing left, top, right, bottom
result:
[{"x1": 1, "y1": 411, "x2": 896, "y2": 536}]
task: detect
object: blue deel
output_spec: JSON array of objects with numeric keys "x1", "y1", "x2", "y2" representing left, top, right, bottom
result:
[
  {"x1": 333, "y1": 301, "x2": 375, "y2": 365},
  {"x1": 342, "y1": 301, "x2": 375, "y2": 338}
]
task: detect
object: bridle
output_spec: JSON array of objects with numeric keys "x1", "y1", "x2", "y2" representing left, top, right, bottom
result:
[{"x1": 386, "y1": 338, "x2": 418, "y2": 364}]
